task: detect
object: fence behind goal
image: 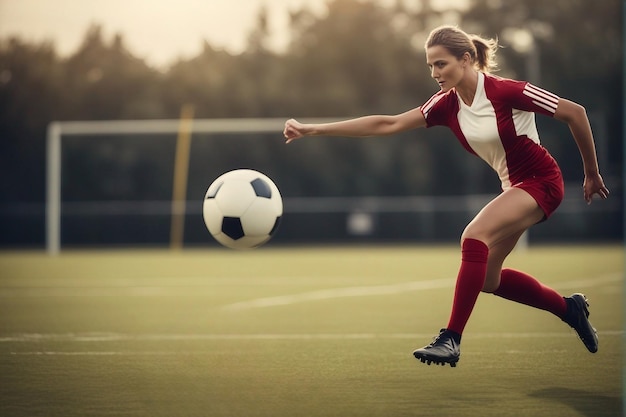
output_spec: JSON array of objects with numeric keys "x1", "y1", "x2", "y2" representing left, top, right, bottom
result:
[{"x1": 46, "y1": 118, "x2": 620, "y2": 254}]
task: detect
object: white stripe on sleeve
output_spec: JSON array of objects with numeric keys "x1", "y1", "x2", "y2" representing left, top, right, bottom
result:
[{"x1": 523, "y1": 84, "x2": 559, "y2": 113}]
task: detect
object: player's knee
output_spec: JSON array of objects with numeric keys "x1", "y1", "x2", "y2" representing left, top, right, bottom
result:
[
  {"x1": 461, "y1": 221, "x2": 496, "y2": 247},
  {"x1": 461, "y1": 229, "x2": 486, "y2": 247},
  {"x1": 481, "y1": 281, "x2": 499, "y2": 293},
  {"x1": 481, "y1": 271, "x2": 501, "y2": 293}
]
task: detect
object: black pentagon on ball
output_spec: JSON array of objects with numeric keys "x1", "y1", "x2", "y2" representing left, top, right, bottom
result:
[
  {"x1": 250, "y1": 178, "x2": 272, "y2": 198},
  {"x1": 269, "y1": 216, "x2": 282, "y2": 236},
  {"x1": 222, "y1": 217, "x2": 245, "y2": 240},
  {"x1": 206, "y1": 181, "x2": 223, "y2": 199}
]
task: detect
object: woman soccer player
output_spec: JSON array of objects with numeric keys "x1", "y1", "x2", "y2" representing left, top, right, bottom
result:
[{"x1": 282, "y1": 25, "x2": 609, "y2": 367}]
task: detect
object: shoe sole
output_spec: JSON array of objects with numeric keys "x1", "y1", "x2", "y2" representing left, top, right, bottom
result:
[{"x1": 413, "y1": 352, "x2": 459, "y2": 367}]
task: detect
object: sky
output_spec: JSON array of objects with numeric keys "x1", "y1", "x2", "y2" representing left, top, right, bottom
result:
[{"x1": 0, "y1": 0, "x2": 339, "y2": 68}]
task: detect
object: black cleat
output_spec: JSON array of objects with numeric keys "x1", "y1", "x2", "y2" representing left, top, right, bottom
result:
[
  {"x1": 413, "y1": 329, "x2": 460, "y2": 367},
  {"x1": 563, "y1": 293, "x2": 598, "y2": 353}
]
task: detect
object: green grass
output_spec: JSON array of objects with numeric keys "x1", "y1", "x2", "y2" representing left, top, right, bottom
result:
[{"x1": 0, "y1": 245, "x2": 622, "y2": 417}]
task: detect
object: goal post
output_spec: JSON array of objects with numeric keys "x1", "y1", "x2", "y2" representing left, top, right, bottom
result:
[
  {"x1": 170, "y1": 105, "x2": 195, "y2": 251},
  {"x1": 46, "y1": 122, "x2": 62, "y2": 255}
]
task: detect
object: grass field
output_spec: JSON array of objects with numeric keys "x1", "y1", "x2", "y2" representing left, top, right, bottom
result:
[{"x1": 0, "y1": 245, "x2": 622, "y2": 417}]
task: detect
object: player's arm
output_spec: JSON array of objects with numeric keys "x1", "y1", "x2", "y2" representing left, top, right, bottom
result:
[
  {"x1": 283, "y1": 107, "x2": 427, "y2": 143},
  {"x1": 553, "y1": 98, "x2": 609, "y2": 203}
]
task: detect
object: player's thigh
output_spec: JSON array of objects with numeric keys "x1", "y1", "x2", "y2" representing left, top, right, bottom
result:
[{"x1": 462, "y1": 188, "x2": 544, "y2": 247}]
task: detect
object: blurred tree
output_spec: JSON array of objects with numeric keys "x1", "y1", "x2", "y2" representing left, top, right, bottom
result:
[
  {"x1": 0, "y1": 38, "x2": 64, "y2": 203},
  {"x1": 63, "y1": 25, "x2": 163, "y2": 120},
  {"x1": 285, "y1": 0, "x2": 427, "y2": 116}
]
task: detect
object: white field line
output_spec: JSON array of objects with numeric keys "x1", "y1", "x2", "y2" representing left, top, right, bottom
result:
[
  {"x1": 223, "y1": 278, "x2": 454, "y2": 311},
  {"x1": 8, "y1": 351, "x2": 207, "y2": 356},
  {"x1": 0, "y1": 330, "x2": 624, "y2": 357},
  {"x1": 223, "y1": 272, "x2": 624, "y2": 311},
  {"x1": 3, "y1": 331, "x2": 623, "y2": 356},
  {"x1": 1, "y1": 330, "x2": 622, "y2": 343},
  {"x1": 0, "y1": 273, "x2": 621, "y2": 306}
]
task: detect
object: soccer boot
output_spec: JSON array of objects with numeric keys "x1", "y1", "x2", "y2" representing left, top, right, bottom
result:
[
  {"x1": 562, "y1": 293, "x2": 598, "y2": 353},
  {"x1": 413, "y1": 329, "x2": 461, "y2": 367}
]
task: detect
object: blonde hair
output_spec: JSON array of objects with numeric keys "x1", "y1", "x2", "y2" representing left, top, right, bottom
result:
[{"x1": 425, "y1": 25, "x2": 499, "y2": 73}]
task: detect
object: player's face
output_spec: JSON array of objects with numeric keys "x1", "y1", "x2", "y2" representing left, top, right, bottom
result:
[{"x1": 426, "y1": 46, "x2": 465, "y2": 92}]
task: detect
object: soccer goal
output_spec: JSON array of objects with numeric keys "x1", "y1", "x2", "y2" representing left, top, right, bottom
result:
[{"x1": 45, "y1": 116, "x2": 340, "y2": 255}]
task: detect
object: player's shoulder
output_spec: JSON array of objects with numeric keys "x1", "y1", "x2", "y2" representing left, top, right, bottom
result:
[
  {"x1": 420, "y1": 88, "x2": 458, "y2": 126},
  {"x1": 482, "y1": 73, "x2": 531, "y2": 103},
  {"x1": 483, "y1": 73, "x2": 559, "y2": 114},
  {"x1": 421, "y1": 88, "x2": 456, "y2": 114},
  {"x1": 483, "y1": 73, "x2": 527, "y2": 92}
]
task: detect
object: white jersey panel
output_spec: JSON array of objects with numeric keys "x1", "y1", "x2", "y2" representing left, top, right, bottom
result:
[
  {"x1": 512, "y1": 109, "x2": 540, "y2": 144},
  {"x1": 456, "y1": 73, "x2": 511, "y2": 189}
]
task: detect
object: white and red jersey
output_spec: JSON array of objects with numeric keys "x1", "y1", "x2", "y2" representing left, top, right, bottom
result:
[{"x1": 420, "y1": 72, "x2": 561, "y2": 190}]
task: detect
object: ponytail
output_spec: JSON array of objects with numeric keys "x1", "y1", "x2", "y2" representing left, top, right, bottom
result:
[{"x1": 470, "y1": 35, "x2": 499, "y2": 73}]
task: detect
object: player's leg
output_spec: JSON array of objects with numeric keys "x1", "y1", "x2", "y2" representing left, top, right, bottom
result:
[
  {"x1": 446, "y1": 188, "x2": 545, "y2": 335},
  {"x1": 413, "y1": 188, "x2": 543, "y2": 367},
  {"x1": 482, "y1": 230, "x2": 567, "y2": 318},
  {"x1": 450, "y1": 190, "x2": 597, "y2": 354},
  {"x1": 485, "y1": 232, "x2": 598, "y2": 353}
]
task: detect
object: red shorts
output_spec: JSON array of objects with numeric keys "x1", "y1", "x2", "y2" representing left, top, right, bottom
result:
[{"x1": 511, "y1": 167, "x2": 564, "y2": 221}]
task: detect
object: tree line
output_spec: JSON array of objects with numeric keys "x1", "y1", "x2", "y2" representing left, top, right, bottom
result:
[{"x1": 0, "y1": 0, "x2": 621, "y2": 244}]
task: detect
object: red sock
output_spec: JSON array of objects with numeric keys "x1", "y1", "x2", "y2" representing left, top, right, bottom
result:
[
  {"x1": 494, "y1": 268, "x2": 567, "y2": 318},
  {"x1": 446, "y1": 238, "x2": 489, "y2": 335}
]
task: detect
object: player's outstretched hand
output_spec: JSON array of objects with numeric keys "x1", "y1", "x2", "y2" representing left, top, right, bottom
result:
[
  {"x1": 583, "y1": 172, "x2": 609, "y2": 204},
  {"x1": 283, "y1": 119, "x2": 307, "y2": 144}
]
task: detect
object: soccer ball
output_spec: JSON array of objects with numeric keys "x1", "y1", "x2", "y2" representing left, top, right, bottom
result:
[{"x1": 203, "y1": 169, "x2": 283, "y2": 249}]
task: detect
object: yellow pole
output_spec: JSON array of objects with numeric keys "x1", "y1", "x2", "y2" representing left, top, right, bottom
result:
[{"x1": 170, "y1": 104, "x2": 194, "y2": 250}]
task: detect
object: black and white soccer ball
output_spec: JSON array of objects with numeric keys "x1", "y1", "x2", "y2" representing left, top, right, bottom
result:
[{"x1": 203, "y1": 169, "x2": 283, "y2": 249}]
